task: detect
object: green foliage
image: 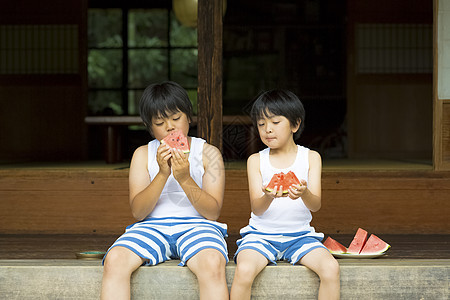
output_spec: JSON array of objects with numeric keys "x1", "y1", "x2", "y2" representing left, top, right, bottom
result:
[
  {"x1": 88, "y1": 8, "x2": 198, "y2": 115},
  {"x1": 129, "y1": 9, "x2": 168, "y2": 47},
  {"x1": 88, "y1": 9, "x2": 122, "y2": 48},
  {"x1": 88, "y1": 50, "x2": 122, "y2": 88},
  {"x1": 170, "y1": 12, "x2": 197, "y2": 47}
]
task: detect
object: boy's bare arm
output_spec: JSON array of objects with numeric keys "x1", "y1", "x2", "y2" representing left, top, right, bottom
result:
[
  {"x1": 247, "y1": 153, "x2": 275, "y2": 216},
  {"x1": 174, "y1": 143, "x2": 225, "y2": 221},
  {"x1": 129, "y1": 145, "x2": 170, "y2": 221},
  {"x1": 300, "y1": 150, "x2": 322, "y2": 212}
]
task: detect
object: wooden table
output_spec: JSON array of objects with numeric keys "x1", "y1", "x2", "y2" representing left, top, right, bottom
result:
[{"x1": 85, "y1": 115, "x2": 255, "y2": 163}]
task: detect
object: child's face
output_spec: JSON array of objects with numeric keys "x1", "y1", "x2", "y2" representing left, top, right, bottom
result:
[
  {"x1": 150, "y1": 110, "x2": 190, "y2": 141},
  {"x1": 256, "y1": 112, "x2": 299, "y2": 149}
]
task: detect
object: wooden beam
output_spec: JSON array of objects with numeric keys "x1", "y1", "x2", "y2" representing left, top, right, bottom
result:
[{"x1": 197, "y1": 0, "x2": 223, "y2": 150}]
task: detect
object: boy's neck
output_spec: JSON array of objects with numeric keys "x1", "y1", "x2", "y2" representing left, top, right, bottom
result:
[{"x1": 269, "y1": 140, "x2": 297, "y2": 155}]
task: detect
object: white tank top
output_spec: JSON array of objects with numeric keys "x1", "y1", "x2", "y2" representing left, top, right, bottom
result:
[
  {"x1": 146, "y1": 136, "x2": 205, "y2": 219},
  {"x1": 249, "y1": 145, "x2": 315, "y2": 233}
]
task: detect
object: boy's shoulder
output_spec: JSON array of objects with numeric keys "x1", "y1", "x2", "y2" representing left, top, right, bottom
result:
[
  {"x1": 308, "y1": 149, "x2": 322, "y2": 166},
  {"x1": 201, "y1": 141, "x2": 222, "y2": 157},
  {"x1": 134, "y1": 144, "x2": 148, "y2": 155},
  {"x1": 247, "y1": 152, "x2": 261, "y2": 166},
  {"x1": 308, "y1": 149, "x2": 321, "y2": 158},
  {"x1": 248, "y1": 152, "x2": 261, "y2": 160},
  {"x1": 131, "y1": 144, "x2": 148, "y2": 164}
]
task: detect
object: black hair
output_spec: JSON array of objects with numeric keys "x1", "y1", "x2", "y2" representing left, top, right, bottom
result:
[
  {"x1": 139, "y1": 81, "x2": 193, "y2": 133},
  {"x1": 250, "y1": 89, "x2": 305, "y2": 139}
]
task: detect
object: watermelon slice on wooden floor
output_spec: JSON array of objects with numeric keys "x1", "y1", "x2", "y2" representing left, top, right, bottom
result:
[
  {"x1": 161, "y1": 130, "x2": 190, "y2": 153},
  {"x1": 360, "y1": 234, "x2": 391, "y2": 254},
  {"x1": 346, "y1": 228, "x2": 368, "y2": 254},
  {"x1": 323, "y1": 237, "x2": 347, "y2": 254}
]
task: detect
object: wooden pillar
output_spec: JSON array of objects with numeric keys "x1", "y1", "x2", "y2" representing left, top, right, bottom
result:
[
  {"x1": 197, "y1": 0, "x2": 223, "y2": 150},
  {"x1": 433, "y1": 0, "x2": 450, "y2": 170}
]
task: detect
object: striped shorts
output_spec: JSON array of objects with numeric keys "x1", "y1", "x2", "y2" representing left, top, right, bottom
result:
[
  {"x1": 104, "y1": 217, "x2": 228, "y2": 266},
  {"x1": 234, "y1": 225, "x2": 325, "y2": 265}
]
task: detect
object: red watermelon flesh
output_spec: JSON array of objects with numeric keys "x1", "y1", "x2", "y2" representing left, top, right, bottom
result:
[
  {"x1": 360, "y1": 234, "x2": 391, "y2": 254},
  {"x1": 323, "y1": 237, "x2": 347, "y2": 254},
  {"x1": 266, "y1": 173, "x2": 288, "y2": 193},
  {"x1": 346, "y1": 228, "x2": 368, "y2": 254},
  {"x1": 286, "y1": 171, "x2": 300, "y2": 186},
  {"x1": 161, "y1": 130, "x2": 190, "y2": 153},
  {"x1": 265, "y1": 171, "x2": 301, "y2": 194}
]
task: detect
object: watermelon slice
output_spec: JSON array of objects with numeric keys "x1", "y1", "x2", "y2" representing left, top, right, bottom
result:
[
  {"x1": 266, "y1": 173, "x2": 287, "y2": 193},
  {"x1": 346, "y1": 228, "x2": 368, "y2": 254},
  {"x1": 323, "y1": 237, "x2": 347, "y2": 254},
  {"x1": 161, "y1": 130, "x2": 190, "y2": 153},
  {"x1": 285, "y1": 171, "x2": 300, "y2": 186},
  {"x1": 360, "y1": 234, "x2": 391, "y2": 254},
  {"x1": 265, "y1": 171, "x2": 301, "y2": 194}
]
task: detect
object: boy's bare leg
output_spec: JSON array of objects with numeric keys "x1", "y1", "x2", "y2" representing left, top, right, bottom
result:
[
  {"x1": 230, "y1": 249, "x2": 268, "y2": 300},
  {"x1": 299, "y1": 247, "x2": 340, "y2": 300},
  {"x1": 186, "y1": 248, "x2": 229, "y2": 300},
  {"x1": 101, "y1": 246, "x2": 145, "y2": 300}
]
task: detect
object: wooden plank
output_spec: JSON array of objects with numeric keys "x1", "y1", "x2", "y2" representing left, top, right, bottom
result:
[
  {"x1": 0, "y1": 169, "x2": 129, "y2": 191},
  {"x1": 313, "y1": 189, "x2": 449, "y2": 234},
  {"x1": 0, "y1": 190, "x2": 133, "y2": 234},
  {"x1": 197, "y1": 0, "x2": 223, "y2": 150},
  {"x1": 1, "y1": 169, "x2": 449, "y2": 234},
  {"x1": 84, "y1": 115, "x2": 252, "y2": 126},
  {"x1": 322, "y1": 171, "x2": 450, "y2": 190},
  {"x1": 1, "y1": 233, "x2": 449, "y2": 259}
]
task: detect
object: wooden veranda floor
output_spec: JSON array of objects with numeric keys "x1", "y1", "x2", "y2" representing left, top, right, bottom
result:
[
  {"x1": 1, "y1": 159, "x2": 448, "y2": 261},
  {"x1": 1, "y1": 234, "x2": 449, "y2": 260}
]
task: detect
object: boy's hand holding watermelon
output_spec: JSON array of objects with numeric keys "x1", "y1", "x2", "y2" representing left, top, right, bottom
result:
[
  {"x1": 161, "y1": 130, "x2": 190, "y2": 153},
  {"x1": 159, "y1": 130, "x2": 191, "y2": 182},
  {"x1": 288, "y1": 178, "x2": 308, "y2": 199},
  {"x1": 264, "y1": 171, "x2": 307, "y2": 199}
]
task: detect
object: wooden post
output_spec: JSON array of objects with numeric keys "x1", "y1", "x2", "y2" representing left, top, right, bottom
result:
[
  {"x1": 433, "y1": 0, "x2": 450, "y2": 170},
  {"x1": 197, "y1": 0, "x2": 223, "y2": 150}
]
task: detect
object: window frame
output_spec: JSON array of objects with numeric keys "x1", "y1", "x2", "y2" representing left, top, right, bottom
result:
[{"x1": 88, "y1": 1, "x2": 198, "y2": 116}]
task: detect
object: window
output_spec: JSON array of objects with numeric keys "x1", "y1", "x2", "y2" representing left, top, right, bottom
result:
[{"x1": 87, "y1": 5, "x2": 198, "y2": 116}]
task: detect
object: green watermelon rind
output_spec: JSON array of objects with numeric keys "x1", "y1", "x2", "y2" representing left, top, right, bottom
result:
[{"x1": 265, "y1": 187, "x2": 289, "y2": 194}]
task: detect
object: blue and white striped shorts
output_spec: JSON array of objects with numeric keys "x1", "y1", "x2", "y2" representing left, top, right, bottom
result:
[
  {"x1": 104, "y1": 217, "x2": 229, "y2": 266},
  {"x1": 234, "y1": 225, "x2": 325, "y2": 265}
]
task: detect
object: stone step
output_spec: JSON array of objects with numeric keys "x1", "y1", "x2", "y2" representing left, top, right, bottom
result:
[{"x1": 0, "y1": 259, "x2": 448, "y2": 299}]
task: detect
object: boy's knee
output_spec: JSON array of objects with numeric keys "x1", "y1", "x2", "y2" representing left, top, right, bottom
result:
[
  {"x1": 234, "y1": 261, "x2": 259, "y2": 284},
  {"x1": 103, "y1": 249, "x2": 121, "y2": 273},
  {"x1": 103, "y1": 247, "x2": 139, "y2": 275},
  {"x1": 204, "y1": 250, "x2": 226, "y2": 270},
  {"x1": 192, "y1": 249, "x2": 226, "y2": 279},
  {"x1": 319, "y1": 258, "x2": 340, "y2": 281}
]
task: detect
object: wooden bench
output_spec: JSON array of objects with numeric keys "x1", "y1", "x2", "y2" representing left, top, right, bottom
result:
[
  {"x1": 85, "y1": 115, "x2": 257, "y2": 163},
  {"x1": 1, "y1": 259, "x2": 448, "y2": 299}
]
